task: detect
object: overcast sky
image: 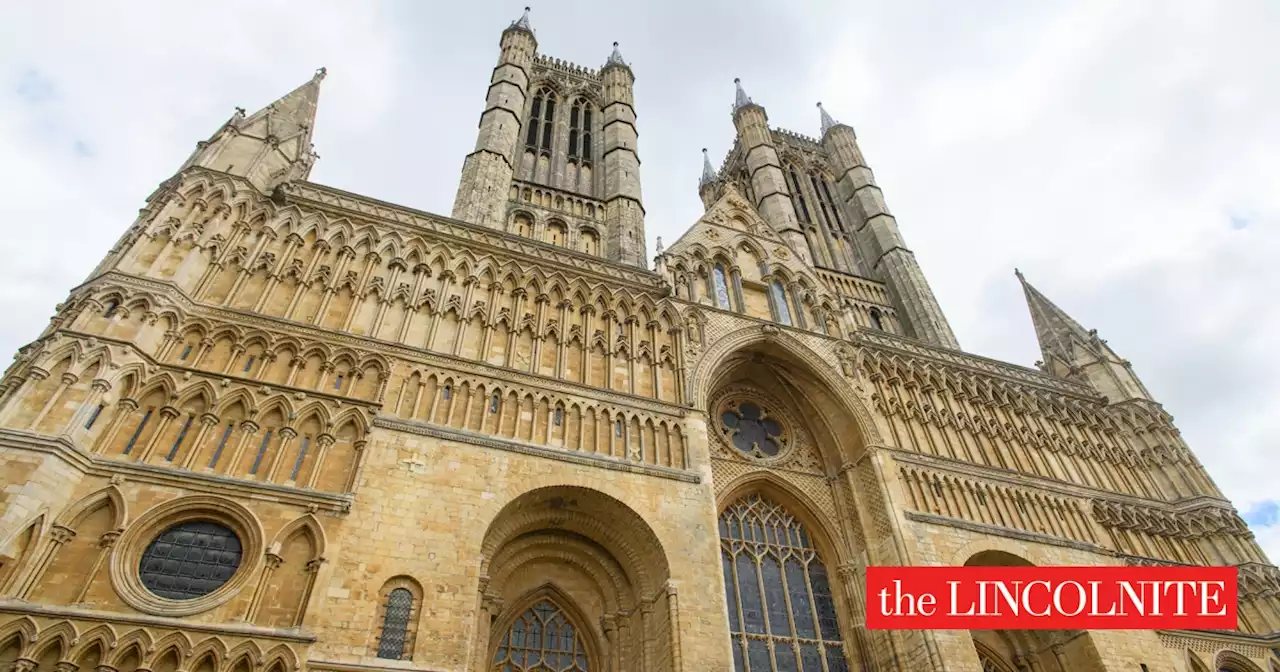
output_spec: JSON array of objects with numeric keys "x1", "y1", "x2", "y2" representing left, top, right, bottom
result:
[{"x1": 2, "y1": 1, "x2": 1277, "y2": 561}]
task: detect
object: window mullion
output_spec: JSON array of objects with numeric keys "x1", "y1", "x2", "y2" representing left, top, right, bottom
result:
[
  {"x1": 777, "y1": 548, "x2": 805, "y2": 669},
  {"x1": 802, "y1": 555, "x2": 831, "y2": 672},
  {"x1": 727, "y1": 544, "x2": 749, "y2": 670},
  {"x1": 752, "y1": 550, "x2": 780, "y2": 672}
]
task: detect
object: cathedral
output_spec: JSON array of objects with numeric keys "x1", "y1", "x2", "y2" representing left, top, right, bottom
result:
[{"x1": 1, "y1": 8, "x2": 1278, "y2": 672}]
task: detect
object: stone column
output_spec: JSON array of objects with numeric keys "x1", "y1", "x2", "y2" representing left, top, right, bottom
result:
[
  {"x1": 136, "y1": 405, "x2": 180, "y2": 461},
  {"x1": 14, "y1": 524, "x2": 75, "y2": 598},
  {"x1": 73, "y1": 530, "x2": 120, "y2": 604},
  {"x1": 93, "y1": 398, "x2": 138, "y2": 454}
]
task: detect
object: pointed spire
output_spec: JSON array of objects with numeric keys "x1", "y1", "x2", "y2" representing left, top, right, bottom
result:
[
  {"x1": 700, "y1": 148, "x2": 717, "y2": 186},
  {"x1": 1016, "y1": 269, "x2": 1093, "y2": 357},
  {"x1": 733, "y1": 78, "x2": 753, "y2": 111},
  {"x1": 605, "y1": 41, "x2": 626, "y2": 67},
  {"x1": 817, "y1": 101, "x2": 837, "y2": 136},
  {"x1": 240, "y1": 68, "x2": 326, "y2": 148},
  {"x1": 509, "y1": 6, "x2": 533, "y2": 33}
]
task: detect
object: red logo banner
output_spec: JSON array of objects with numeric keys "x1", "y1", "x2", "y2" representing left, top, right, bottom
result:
[{"x1": 866, "y1": 566, "x2": 1237, "y2": 630}]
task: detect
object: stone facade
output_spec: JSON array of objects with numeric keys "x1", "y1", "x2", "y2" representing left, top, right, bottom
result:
[{"x1": 0, "y1": 9, "x2": 1277, "y2": 672}]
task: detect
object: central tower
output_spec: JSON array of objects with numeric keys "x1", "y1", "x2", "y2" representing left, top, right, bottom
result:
[{"x1": 452, "y1": 9, "x2": 647, "y2": 267}]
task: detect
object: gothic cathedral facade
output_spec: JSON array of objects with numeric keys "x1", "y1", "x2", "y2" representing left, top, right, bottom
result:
[{"x1": 0, "y1": 9, "x2": 1276, "y2": 672}]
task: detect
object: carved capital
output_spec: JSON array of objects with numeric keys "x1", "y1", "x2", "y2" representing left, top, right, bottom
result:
[{"x1": 50, "y1": 524, "x2": 77, "y2": 545}]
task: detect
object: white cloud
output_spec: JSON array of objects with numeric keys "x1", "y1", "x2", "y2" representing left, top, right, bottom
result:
[{"x1": 1, "y1": 0, "x2": 1276, "y2": 562}]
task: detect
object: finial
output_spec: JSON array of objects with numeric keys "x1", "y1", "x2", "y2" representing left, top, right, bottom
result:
[
  {"x1": 700, "y1": 148, "x2": 717, "y2": 186},
  {"x1": 314, "y1": 66, "x2": 327, "y2": 81},
  {"x1": 605, "y1": 41, "x2": 627, "y2": 67},
  {"x1": 656, "y1": 236, "x2": 664, "y2": 254},
  {"x1": 733, "y1": 78, "x2": 752, "y2": 111},
  {"x1": 510, "y1": 6, "x2": 533, "y2": 32},
  {"x1": 817, "y1": 101, "x2": 838, "y2": 136},
  {"x1": 1014, "y1": 267, "x2": 1024, "y2": 280}
]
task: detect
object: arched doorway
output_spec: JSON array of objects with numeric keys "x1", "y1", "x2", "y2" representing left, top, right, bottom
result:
[{"x1": 476, "y1": 486, "x2": 672, "y2": 672}]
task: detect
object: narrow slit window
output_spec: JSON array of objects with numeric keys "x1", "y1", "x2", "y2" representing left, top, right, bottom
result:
[
  {"x1": 179, "y1": 345, "x2": 193, "y2": 361},
  {"x1": 713, "y1": 265, "x2": 732, "y2": 310},
  {"x1": 772, "y1": 281, "x2": 793, "y2": 326},
  {"x1": 615, "y1": 419, "x2": 623, "y2": 437},
  {"x1": 208, "y1": 423, "x2": 234, "y2": 468},
  {"x1": 123, "y1": 408, "x2": 153, "y2": 454},
  {"x1": 526, "y1": 93, "x2": 543, "y2": 148},
  {"x1": 242, "y1": 355, "x2": 256, "y2": 373},
  {"x1": 103, "y1": 301, "x2": 118, "y2": 318},
  {"x1": 290, "y1": 436, "x2": 311, "y2": 482},
  {"x1": 490, "y1": 393, "x2": 500, "y2": 413},
  {"x1": 442, "y1": 385, "x2": 452, "y2": 401},
  {"x1": 869, "y1": 309, "x2": 883, "y2": 330},
  {"x1": 84, "y1": 404, "x2": 104, "y2": 430},
  {"x1": 166, "y1": 414, "x2": 195, "y2": 461},
  {"x1": 554, "y1": 407, "x2": 563, "y2": 426},
  {"x1": 249, "y1": 429, "x2": 273, "y2": 475},
  {"x1": 540, "y1": 93, "x2": 556, "y2": 151},
  {"x1": 334, "y1": 374, "x2": 344, "y2": 391}
]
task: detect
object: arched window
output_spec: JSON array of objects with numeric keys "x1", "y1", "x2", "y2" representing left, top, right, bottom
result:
[
  {"x1": 787, "y1": 168, "x2": 811, "y2": 223},
  {"x1": 442, "y1": 384, "x2": 452, "y2": 401},
  {"x1": 869, "y1": 309, "x2": 883, "y2": 331},
  {"x1": 525, "y1": 88, "x2": 558, "y2": 158},
  {"x1": 581, "y1": 228, "x2": 599, "y2": 255},
  {"x1": 713, "y1": 265, "x2": 732, "y2": 310},
  {"x1": 819, "y1": 178, "x2": 845, "y2": 232},
  {"x1": 376, "y1": 587, "x2": 415, "y2": 660},
  {"x1": 771, "y1": 281, "x2": 792, "y2": 326},
  {"x1": 103, "y1": 300, "x2": 119, "y2": 318},
  {"x1": 568, "y1": 98, "x2": 592, "y2": 166},
  {"x1": 719, "y1": 493, "x2": 848, "y2": 672},
  {"x1": 491, "y1": 600, "x2": 589, "y2": 671}
]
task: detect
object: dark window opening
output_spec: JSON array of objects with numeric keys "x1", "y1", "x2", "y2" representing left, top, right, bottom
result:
[
  {"x1": 166, "y1": 414, "x2": 195, "y2": 461},
  {"x1": 179, "y1": 345, "x2": 193, "y2": 361},
  {"x1": 124, "y1": 408, "x2": 153, "y2": 454},
  {"x1": 209, "y1": 423, "x2": 233, "y2": 468},
  {"x1": 139, "y1": 520, "x2": 242, "y2": 600},
  {"x1": 490, "y1": 393, "x2": 500, "y2": 413},
  {"x1": 249, "y1": 429, "x2": 273, "y2": 475},
  {"x1": 84, "y1": 404, "x2": 105, "y2": 430}
]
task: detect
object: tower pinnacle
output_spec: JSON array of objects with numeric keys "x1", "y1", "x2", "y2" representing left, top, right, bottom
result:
[
  {"x1": 605, "y1": 41, "x2": 627, "y2": 67},
  {"x1": 510, "y1": 6, "x2": 533, "y2": 33},
  {"x1": 817, "y1": 101, "x2": 836, "y2": 136},
  {"x1": 1017, "y1": 271, "x2": 1153, "y2": 402},
  {"x1": 733, "y1": 78, "x2": 753, "y2": 111},
  {"x1": 700, "y1": 148, "x2": 716, "y2": 186},
  {"x1": 181, "y1": 69, "x2": 325, "y2": 193}
]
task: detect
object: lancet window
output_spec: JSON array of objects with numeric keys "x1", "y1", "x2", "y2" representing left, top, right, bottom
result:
[
  {"x1": 714, "y1": 264, "x2": 732, "y2": 310},
  {"x1": 569, "y1": 98, "x2": 593, "y2": 167},
  {"x1": 720, "y1": 493, "x2": 849, "y2": 672},
  {"x1": 525, "y1": 88, "x2": 558, "y2": 156}
]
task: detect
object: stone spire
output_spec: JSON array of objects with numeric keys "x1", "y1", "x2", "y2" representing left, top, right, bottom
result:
[
  {"x1": 817, "y1": 101, "x2": 839, "y2": 137},
  {"x1": 700, "y1": 148, "x2": 716, "y2": 186},
  {"x1": 1016, "y1": 269, "x2": 1153, "y2": 402},
  {"x1": 180, "y1": 68, "x2": 326, "y2": 193},
  {"x1": 509, "y1": 6, "x2": 533, "y2": 34},
  {"x1": 733, "y1": 78, "x2": 753, "y2": 111},
  {"x1": 605, "y1": 41, "x2": 627, "y2": 68}
]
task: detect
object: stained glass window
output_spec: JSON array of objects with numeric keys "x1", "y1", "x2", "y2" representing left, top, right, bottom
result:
[
  {"x1": 771, "y1": 281, "x2": 792, "y2": 326},
  {"x1": 720, "y1": 494, "x2": 849, "y2": 672},
  {"x1": 714, "y1": 265, "x2": 732, "y2": 310},
  {"x1": 377, "y1": 587, "x2": 415, "y2": 660},
  {"x1": 720, "y1": 401, "x2": 786, "y2": 458},
  {"x1": 491, "y1": 599, "x2": 589, "y2": 671},
  {"x1": 139, "y1": 520, "x2": 242, "y2": 600}
]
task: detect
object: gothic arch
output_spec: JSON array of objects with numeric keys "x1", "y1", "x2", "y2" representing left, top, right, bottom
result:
[
  {"x1": 689, "y1": 324, "x2": 882, "y2": 453},
  {"x1": 488, "y1": 583, "x2": 604, "y2": 672},
  {"x1": 1217, "y1": 650, "x2": 1266, "y2": 672},
  {"x1": 716, "y1": 472, "x2": 850, "y2": 563},
  {"x1": 54, "y1": 484, "x2": 128, "y2": 529}
]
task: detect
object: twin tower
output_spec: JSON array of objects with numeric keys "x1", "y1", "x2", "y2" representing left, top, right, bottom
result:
[{"x1": 451, "y1": 8, "x2": 958, "y2": 348}]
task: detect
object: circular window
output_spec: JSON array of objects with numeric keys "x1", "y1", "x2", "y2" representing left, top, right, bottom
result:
[
  {"x1": 139, "y1": 520, "x2": 243, "y2": 600},
  {"x1": 720, "y1": 400, "x2": 788, "y2": 459}
]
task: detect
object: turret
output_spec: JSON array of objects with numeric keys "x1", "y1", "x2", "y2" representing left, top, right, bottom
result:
[
  {"x1": 818, "y1": 101, "x2": 959, "y2": 349},
  {"x1": 600, "y1": 42, "x2": 647, "y2": 267},
  {"x1": 182, "y1": 68, "x2": 325, "y2": 194},
  {"x1": 698, "y1": 148, "x2": 718, "y2": 211},
  {"x1": 1017, "y1": 270, "x2": 1153, "y2": 402},
  {"x1": 451, "y1": 7, "x2": 537, "y2": 229},
  {"x1": 731, "y1": 80, "x2": 810, "y2": 264}
]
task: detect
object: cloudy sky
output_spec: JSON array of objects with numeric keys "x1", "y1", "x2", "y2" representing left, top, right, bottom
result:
[{"x1": 2, "y1": 1, "x2": 1277, "y2": 560}]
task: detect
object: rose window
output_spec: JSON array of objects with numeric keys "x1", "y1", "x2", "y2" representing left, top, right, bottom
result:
[{"x1": 721, "y1": 401, "x2": 787, "y2": 459}]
